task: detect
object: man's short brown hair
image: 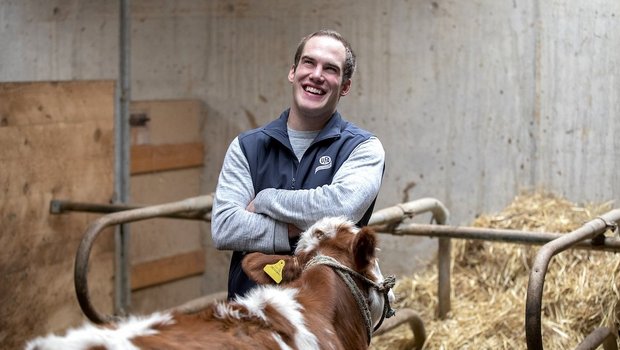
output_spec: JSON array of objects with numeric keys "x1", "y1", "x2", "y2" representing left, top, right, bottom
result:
[{"x1": 293, "y1": 29, "x2": 357, "y2": 82}]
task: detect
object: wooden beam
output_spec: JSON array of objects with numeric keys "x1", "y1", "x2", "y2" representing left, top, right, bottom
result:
[
  {"x1": 131, "y1": 142, "x2": 204, "y2": 175},
  {"x1": 131, "y1": 250, "x2": 205, "y2": 291}
]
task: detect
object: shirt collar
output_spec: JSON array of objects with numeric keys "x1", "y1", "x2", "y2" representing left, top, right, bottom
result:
[{"x1": 264, "y1": 109, "x2": 343, "y2": 143}]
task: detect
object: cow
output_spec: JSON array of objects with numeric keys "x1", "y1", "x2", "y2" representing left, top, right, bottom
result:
[{"x1": 25, "y1": 216, "x2": 395, "y2": 350}]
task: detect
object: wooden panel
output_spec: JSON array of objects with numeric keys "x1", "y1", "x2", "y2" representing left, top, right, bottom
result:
[
  {"x1": 130, "y1": 168, "x2": 204, "y2": 261},
  {"x1": 131, "y1": 142, "x2": 204, "y2": 174},
  {"x1": 0, "y1": 81, "x2": 116, "y2": 127},
  {"x1": 0, "y1": 124, "x2": 113, "y2": 201},
  {"x1": 0, "y1": 81, "x2": 115, "y2": 349},
  {"x1": 128, "y1": 99, "x2": 209, "y2": 313},
  {"x1": 130, "y1": 99, "x2": 205, "y2": 145},
  {"x1": 131, "y1": 250, "x2": 206, "y2": 291},
  {"x1": 132, "y1": 276, "x2": 205, "y2": 313}
]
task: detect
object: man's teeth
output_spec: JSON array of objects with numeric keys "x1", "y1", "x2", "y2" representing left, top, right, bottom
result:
[{"x1": 305, "y1": 86, "x2": 324, "y2": 95}]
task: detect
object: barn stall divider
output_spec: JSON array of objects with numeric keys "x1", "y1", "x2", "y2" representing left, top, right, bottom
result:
[
  {"x1": 368, "y1": 201, "x2": 620, "y2": 350},
  {"x1": 53, "y1": 196, "x2": 620, "y2": 349}
]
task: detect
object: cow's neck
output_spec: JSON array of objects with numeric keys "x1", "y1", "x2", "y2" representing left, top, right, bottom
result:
[{"x1": 296, "y1": 265, "x2": 371, "y2": 349}]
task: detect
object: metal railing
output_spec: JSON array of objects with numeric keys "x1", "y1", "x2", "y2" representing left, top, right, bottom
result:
[
  {"x1": 71, "y1": 195, "x2": 214, "y2": 323},
  {"x1": 525, "y1": 210, "x2": 620, "y2": 350},
  {"x1": 370, "y1": 200, "x2": 620, "y2": 350},
  {"x1": 55, "y1": 196, "x2": 619, "y2": 349}
]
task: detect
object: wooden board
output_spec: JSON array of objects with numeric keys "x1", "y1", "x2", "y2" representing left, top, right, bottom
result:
[
  {"x1": 0, "y1": 81, "x2": 115, "y2": 349},
  {"x1": 131, "y1": 142, "x2": 204, "y2": 174},
  {"x1": 131, "y1": 250, "x2": 206, "y2": 291},
  {"x1": 130, "y1": 99, "x2": 205, "y2": 145}
]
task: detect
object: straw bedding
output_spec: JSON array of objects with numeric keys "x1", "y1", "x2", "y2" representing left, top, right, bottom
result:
[{"x1": 370, "y1": 192, "x2": 619, "y2": 349}]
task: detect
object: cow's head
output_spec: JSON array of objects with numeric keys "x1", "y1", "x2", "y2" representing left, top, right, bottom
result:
[{"x1": 242, "y1": 216, "x2": 395, "y2": 329}]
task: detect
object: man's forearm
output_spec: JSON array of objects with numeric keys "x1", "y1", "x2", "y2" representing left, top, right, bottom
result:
[
  {"x1": 211, "y1": 138, "x2": 292, "y2": 252},
  {"x1": 251, "y1": 138, "x2": 384, "y2": 229}
]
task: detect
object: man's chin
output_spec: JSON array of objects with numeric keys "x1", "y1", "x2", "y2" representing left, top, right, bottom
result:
[{"x1": 297, "y1": 109, "x2": 335, "y2": 122}]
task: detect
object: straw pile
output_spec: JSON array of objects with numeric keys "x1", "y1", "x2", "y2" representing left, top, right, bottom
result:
[{"x1": 370, "y1": 191, "x2": 619, "y2": 350}]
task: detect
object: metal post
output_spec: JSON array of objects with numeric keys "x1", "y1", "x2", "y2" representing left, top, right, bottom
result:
[
  {"x1": 115, "y1": 0, "x2": 131, "y2": 315},
  {"x1": 525, "y1": 210, "x2": 620, "y2": 350}
]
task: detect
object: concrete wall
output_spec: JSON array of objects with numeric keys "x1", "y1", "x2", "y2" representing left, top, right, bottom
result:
[{"x1": 2, "y1": 0, "x2": 619, "y2": 306}]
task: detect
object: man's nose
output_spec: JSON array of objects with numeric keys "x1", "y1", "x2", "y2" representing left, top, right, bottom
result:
[{"x1": 310, "y1": 66, "x2": 324, "y2": 81}]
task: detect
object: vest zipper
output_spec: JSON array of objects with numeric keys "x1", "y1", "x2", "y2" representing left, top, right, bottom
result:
[{"x1": 291, "y1": 163, "x2": 296, "y2": 189}]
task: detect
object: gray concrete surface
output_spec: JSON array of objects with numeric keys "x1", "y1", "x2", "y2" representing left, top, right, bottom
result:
[{"x1": 2, "y1": 0, "x2": 618, "y2": 286}]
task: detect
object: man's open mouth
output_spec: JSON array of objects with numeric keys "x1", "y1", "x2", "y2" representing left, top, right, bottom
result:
[{"x1": 304, "y1": 85, "x2": 326, "y2": 95}]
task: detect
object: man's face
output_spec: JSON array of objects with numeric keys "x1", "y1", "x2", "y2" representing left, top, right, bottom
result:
[{"x1": 288, "y1": 36, "x2": 351, "y2": 123}]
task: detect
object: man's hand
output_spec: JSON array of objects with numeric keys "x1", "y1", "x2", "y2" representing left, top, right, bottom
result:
[
  {"x1": 246, "y1": 200, "x2": 256, "y2": 212},
  {"x1": 248, "y1": 199, "x2": 301, "y2": 239}
]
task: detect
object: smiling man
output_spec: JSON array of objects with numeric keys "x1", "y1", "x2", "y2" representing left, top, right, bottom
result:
[
  {"x1": 211, "y1": 30, "x2": 385, "y2": 299},
  {"x1": 287, "y1": 32, "x2": 352, "y2": 130}
]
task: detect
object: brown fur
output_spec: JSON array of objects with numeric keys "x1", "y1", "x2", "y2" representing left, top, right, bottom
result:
[
  {"x1": 135, "y1": 225, "x2": 379, "y2": 349},
  {"x1": 241, "y1": 226, "x2": 379, "y2": 349}
]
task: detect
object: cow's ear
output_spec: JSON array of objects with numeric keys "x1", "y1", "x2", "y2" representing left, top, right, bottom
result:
[
  {"x1": 352, "y1": 227, "x2": 377, "y2": 271},
  {"x1": 242, "y1": 253, "x2": 302, "y2": 285}
]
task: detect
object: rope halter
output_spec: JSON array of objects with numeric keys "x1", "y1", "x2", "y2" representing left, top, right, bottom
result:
[{"x1": 304, "y1": 254, "x2": 396, "y2": 344}]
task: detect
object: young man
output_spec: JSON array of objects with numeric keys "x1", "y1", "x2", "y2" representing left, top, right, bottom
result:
[{"x1": 211, "y1": 29, "x2": 385, "y2": 299}]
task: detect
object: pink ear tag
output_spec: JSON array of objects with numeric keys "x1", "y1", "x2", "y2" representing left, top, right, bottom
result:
[{"x1": 263, "y1": 259, "x2": 285, "y2": 284}]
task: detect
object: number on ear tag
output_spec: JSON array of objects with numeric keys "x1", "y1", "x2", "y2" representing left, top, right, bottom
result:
[{"x1": 263, "y1": 259, "x2": 285, "y2": 284}]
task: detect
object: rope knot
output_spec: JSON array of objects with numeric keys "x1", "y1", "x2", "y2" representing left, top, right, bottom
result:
[{"x1": 378, "y1": 275, "x2": 396, "y2": 293}]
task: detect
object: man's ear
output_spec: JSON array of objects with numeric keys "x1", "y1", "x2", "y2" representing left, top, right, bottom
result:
[
  {"x1": 288, "y1": 65, "x2": 296, "y2": 83},
  {"x1": 340, "y1": 79, "x2": 352, "y2": 96},
  {"x1": 242, "y1": 252, "x2": 302, "y2": 285}
]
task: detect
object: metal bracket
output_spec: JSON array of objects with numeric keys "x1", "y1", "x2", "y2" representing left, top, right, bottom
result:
[{"x1": 597, "y1": 216, "x2": 619, "y2": 235}]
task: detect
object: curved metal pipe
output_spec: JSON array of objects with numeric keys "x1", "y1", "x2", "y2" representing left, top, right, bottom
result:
[
  {"x1": 75, "y1": 195, "x2": 214, "y2": 324},
  {"x1": 525, "y1": 209, "x2": 620, "y2": 350},
  {"x1": 368, "y1": 197, "x2": 450, "y2": 227},
  {"x1": 574, "y1": 327, "x2": 618, "y2": 350},
  {"x1": 368, "y1": 198, "x2": 452, "y2": 319},
  {"x1": 50, "y1": 199, "x2": 211, "y2": 220},
  {"x1": 373, "y1": 308, "x2": 427, "y2": 350}
]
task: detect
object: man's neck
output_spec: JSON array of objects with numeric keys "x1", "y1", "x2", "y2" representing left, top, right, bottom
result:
[{"x1": 287, "y1": 108, "x2": 334, "y2": 131}]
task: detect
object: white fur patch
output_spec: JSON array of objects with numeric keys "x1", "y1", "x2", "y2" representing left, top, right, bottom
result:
[
  {"x1": 271, "y1": 332, "x2": 293, "y2": 350},
  {"x1": 295, "y1": 216, "x2": 358, "y2": 254},
  {"x1": 217, "y1": 286, "x2": 319, "y2": 350},
  {"x1": 369, "y1": 259, "x2": 393, "y2": 327},
  {"x1": 24, "y1": 312, "x2": 175, "y2": 350}
]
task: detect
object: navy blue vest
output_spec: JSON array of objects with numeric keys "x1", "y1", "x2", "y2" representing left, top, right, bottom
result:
[{"x1": 228, "y1": 110, "x2": 378, "y2": 299}]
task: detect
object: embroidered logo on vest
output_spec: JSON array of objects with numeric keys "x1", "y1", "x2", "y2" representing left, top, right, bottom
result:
[{"x1": 315, "y1": 156, "x2": 332, "y2": 173}]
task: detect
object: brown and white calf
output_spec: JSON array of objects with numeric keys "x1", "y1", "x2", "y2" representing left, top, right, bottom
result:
[{"x1": 26, "y1": 216, "x2": 395, "y2": 350}]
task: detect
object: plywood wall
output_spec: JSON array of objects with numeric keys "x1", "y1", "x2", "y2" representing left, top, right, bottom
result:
[{"x1": 0, "y1": 81, "x2": 116, "y2": 349}]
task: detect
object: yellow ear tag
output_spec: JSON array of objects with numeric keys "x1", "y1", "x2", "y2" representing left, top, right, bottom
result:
[{"x1": 263, "y1": 259, "x2": 285, "y2": 284}]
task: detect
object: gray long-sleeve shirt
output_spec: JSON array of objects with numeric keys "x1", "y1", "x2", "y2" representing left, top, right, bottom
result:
[{"x1": 211, "y1": 135, "x2": 384, "y2": 254}]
